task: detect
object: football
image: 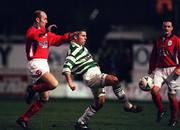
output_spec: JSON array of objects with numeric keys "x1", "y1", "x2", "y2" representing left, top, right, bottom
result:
[{"x1": 139, "y1": 76, "x2": 153, "y2": 91}]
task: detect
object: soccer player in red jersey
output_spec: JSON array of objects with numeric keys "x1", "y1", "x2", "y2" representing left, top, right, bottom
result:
[
  {"x1": 149, "y1": 19, "x2": 180, "y2": 128},
  {"x1": 16, "y1": 10, "x2": 75, "y2": 129}
]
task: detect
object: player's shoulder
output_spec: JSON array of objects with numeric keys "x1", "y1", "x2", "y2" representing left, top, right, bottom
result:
[
  {"x1": 172, "y1": 34, "x2": 179, "y2": 38},
  {"x1": 171, "y1": 34, "x2": 180, "y2": 43},
  {"x1": 26, "y1": 26, "x2": 37, "y2": 34},
  {"x1": 68, "y1": 43, "x2": 78, "y2": 52}
]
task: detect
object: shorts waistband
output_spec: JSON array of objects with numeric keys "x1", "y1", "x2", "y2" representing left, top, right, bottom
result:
[{"x1": 29, "y1": 58, "x2": 48, "y2": 62}]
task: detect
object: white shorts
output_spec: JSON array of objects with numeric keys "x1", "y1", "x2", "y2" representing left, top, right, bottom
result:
[
  {"x1": 153, "y1": 67, "x2": 180, "y2": 93},
  {"x1": 83, "y1": 67, "x2": 107, "y2": 97},
  {"x1": 27, "y1": 59, "x2": 50, "y2": 83}
]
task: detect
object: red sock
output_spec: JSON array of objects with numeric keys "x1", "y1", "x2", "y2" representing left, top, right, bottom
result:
[
  {"x1": 152, "y1": 92, "x2": 164, "y2": 112},
  {"x1": 168, "y1": 94, "x2": 179, "y2": 121},
  {"x1": 32, "y1": 83, "x2": 52, "y2": 92},
  {"x1": 21, "y1": 100, "x2": 43, "y2": 121}
]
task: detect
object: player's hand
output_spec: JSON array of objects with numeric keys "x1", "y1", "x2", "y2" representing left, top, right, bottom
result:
[
  {"x1": 69, "y1": 82, "x2": 76, "y2": 91},
  {"x1": 47, "y1": 24, "x2": 57, "y2": 32}
]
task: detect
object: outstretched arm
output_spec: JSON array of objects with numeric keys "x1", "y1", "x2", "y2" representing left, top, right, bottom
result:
[
  {"x1": 63, "y1": 72, "x2": 76, "y2": 91},
  {"x1": 48, "y1": 31, "x2": 77, "y2": 46}
]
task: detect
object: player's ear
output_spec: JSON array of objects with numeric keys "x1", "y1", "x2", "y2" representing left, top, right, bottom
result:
[
  {"x1": 74, "y1": 33, "x2": 78, "y2": 40},
  {"x1": 36, "y1": 17, "x2": 40, "y2": 23}
]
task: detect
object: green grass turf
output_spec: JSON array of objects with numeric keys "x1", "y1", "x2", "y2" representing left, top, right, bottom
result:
[{"x1": 0, "y1": 98, "x2": 179, "y2": 130}]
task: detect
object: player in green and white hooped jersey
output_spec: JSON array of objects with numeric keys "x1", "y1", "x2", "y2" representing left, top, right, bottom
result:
[{"x1": 62, "y1": 30, "x2": 143, "y2": 130}]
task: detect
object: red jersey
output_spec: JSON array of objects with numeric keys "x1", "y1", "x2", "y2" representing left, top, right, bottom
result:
[
  {"x1": 149, "y1": 34, "x2": 180, "y2": 73},
  {"x1": 26, "y1": 26, "x2": 71, "y2": 61}
]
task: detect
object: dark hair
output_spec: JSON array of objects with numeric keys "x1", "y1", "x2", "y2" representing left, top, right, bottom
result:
[
  {"x1": 162, "y1": 17, "x2": 174, "y2": 26},
  {"x1": 72, "y1": 26, "x2": 87, "y2": 32}
]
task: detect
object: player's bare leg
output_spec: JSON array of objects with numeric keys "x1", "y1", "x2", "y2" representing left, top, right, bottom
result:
[
  {"x1": 75, "y1": 96, "x2": 105, "y2": 130},
  {"x1": 105, "y1": 74, "x2": 142, "y2": 113},
  {"x1": 26, "y1": 72, "x2": 58, "y2": 104}
]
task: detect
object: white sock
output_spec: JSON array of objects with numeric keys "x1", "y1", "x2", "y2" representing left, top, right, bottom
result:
[
  {"x1": 113, "y1": 83, "x2": 132, "y2": 109},
  {"x1": 78, "y1": 105, "x2": 97, "y2": 124}
]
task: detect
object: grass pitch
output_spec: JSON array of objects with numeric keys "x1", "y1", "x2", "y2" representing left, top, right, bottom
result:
[{"x1": 0, "y1": 98, "x2": 179, "y2": 130}]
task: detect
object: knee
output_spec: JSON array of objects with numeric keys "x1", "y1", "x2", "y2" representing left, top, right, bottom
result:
[
  {"x1": 98, "y1": 96, "x2": 105, "y2": 107},
  {"x1": 40, "y1": 97, "x2": 49, "y2": 103},
  {"x1": 94, "y1": 96, "x2": 105, "y2": 110},
  {"x1": 40, "y1": 95, "x2": 49, "y2": 103},
  {"x1": 50, "y1": 81, "x2": 59, "y2": 90},
  {"x1": 168, "y1": 89, "x2": 176, "y2": 95},
  {"x1": 168, "y1": 91, "x2": 177, "y2": 101},
  {"x1": 151, "y1": 85, "x2": 160, "y2": 95},
  {"x1": 105, "y1": 75, "x2": 119, "y2": 86}
]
